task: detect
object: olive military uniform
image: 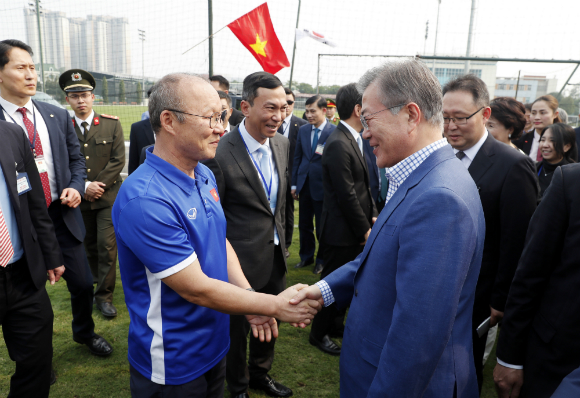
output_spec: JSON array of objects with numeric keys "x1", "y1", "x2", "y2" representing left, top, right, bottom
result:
[{"x1": 74, "y1": 113, "x2": 124, "y2": 305}]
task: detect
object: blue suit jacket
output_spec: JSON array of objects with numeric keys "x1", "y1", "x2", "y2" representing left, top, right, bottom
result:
[
  {"x1": 0, "y1": 100, "x2": 87, "y2": 241},
  {"x1": 291, "y1": 120, "x2": 335, "y2": 201},
  {"x1": 324, "y1": 145, "x2": 485, "y2": 397}
]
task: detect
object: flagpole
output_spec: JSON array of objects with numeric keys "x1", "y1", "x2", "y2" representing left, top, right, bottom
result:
[
  {"x1": 289, "y1": 0, "x2": 301, "y2": 90},
  {"x1": 316, "y1": 54, "x2": 320, "y2": 94},
  {"x1": 208, "y1": 0, "x2": 214, "y2": 76}
]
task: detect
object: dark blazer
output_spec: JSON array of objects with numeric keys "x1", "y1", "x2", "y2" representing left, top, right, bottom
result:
[
  {"x1": 0, "y1": 101, "x2": 87, "y2": 242},
  {"x1": 128, "y1": 119, "x2": 155, "y2": 174},
  {"x1": 575, "y1": 126, "x2": 580, "y2": 158},
  {"x1": 514, "y1": 130, "x2": 535, "y2": 155},
  {"x1": 139, "y1": 144, "x2": 154, "y2": 166},
  {"x1": 204, "y1": 128, "x2": 289, "y2": 289},
  {"x1": 284, "y1": 115, "x2": 308, "y2": 175},
  {"x1": 319, "y1": 122, "x2": 377, "y2": 246},
  {"x1": 229, "y1": 109, "x2": 244, "y2": 127},
  {"x1": 291, "y1": 120, "x2": 335, "y2": 201},
  {"x1": 467, "y1": 134, "x2": 538, "y2": 326},
  {"x1": 496, "y1": 164, "x2": 580, "y2": 397},
  {"x1": 362, "y1": 138, "x2": 379, "y2": 204},
  {"x1": 0, "y1": 121, "x2": 61, "y2": 289}
]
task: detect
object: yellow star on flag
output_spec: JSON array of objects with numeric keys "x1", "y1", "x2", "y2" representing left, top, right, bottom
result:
[{"x1": 250, "y1": 34, "x2": 268, "y2": 57}]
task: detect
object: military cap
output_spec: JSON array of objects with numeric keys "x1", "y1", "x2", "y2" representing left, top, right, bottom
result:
[
  {"x1": 326, "y1": 99, "x2": 336, "y2": 108},
  {"x1": 59, "y1": 69, "x2": 96, "y2": 93}
]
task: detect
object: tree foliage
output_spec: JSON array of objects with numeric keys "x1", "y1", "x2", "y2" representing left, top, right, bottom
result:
[
  {"x1": 102, "y1": 77, "x2": 109, "y2": 104},
  {"x1": 136, "y1": 82, "x2": 143, "y2": 105},
  {"x1": 119, "y1": 80, "x2": 126, "y2": 104}
]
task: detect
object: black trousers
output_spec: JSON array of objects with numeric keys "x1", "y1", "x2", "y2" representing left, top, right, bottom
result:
[
  {"x1": 226, "y1": 245, "x2": 286, "y2": 395},
  {"x1": 298, "y1": 179, "x2": 324, "y2": 264},
  {"x1": 48, "y1": 202, "x2": 95, "y2": 340},
  {"x1": 472, "y1": 326, "x2": 488, "y2": 393},
  {"x1": 310, "y1": 244, "x2": 363, "y2": 341},
  {"x1": 130, "y1": 358, "x2": 226, "y2": 398},
  {"x1": 0, "y1": 258, "x2": 53, "y2": 398},
  {"x1": 284, "y1": 184, "x2": 295, "y2": 249}
]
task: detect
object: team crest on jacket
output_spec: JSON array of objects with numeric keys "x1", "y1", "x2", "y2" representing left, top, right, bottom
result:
[{"x1": 187, "y1": 208, "x2": 197, "y2": 220}]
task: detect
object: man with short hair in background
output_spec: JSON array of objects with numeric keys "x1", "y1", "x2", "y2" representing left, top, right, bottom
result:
[
  {"x1": 218, "y1": 90, "x2": 233, "y2": 134},
  {"x1": 292, "y1": 95, "x2": 335, "y2": 274},
  {"x1": 129, "y1": 86, "x2": 155, "y2": 174},
  {"x1": 326, "y1": 99, "x2": 339, "y2": 125},
  {"x1": 210, "y1": 74, "x2": 244, "y2": 127}
]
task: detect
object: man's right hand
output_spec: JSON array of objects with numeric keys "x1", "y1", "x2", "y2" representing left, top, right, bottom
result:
[
  {"x1": 494, "y1": 363, "x2": 524, "y2": 398},
  {"x1": 274, "y1": 284, "x2": 321, "y2": 326},
  {"x1": 85, "y1": 181, "x2": 106, "y2": 202},
  {"x1": 291, "y1": 188, "x2": 298, "y2": 200},
  {"x1": 361, "y1": 228, "x2": 372, "y2": 245}
]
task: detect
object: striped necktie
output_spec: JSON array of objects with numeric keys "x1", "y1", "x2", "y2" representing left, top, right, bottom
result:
[{"x1": 0, "y1": 207, "x2": 14, "y2": 267}]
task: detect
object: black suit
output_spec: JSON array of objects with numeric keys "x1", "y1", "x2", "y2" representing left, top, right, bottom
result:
[
  {"x1": 279, "y1": 115, "x2": 307, "y2": 248},
  {"x1": 310, "y1": 122, "x2": 377, "y2": 340},
  {"x1": 465, "y1": 134, "x2": 538, "y2": 389},
  {"x1": 229, "y1": 109, "x2": 244, "y2": 127},
  {"x1": 514, "y1": 131, "x2": 535, "y2": 155},
  {"x1": 204, "y1": 127, "x2": 289, "y2": 396},
  {"x1": 0, "y1": 121, "x2": 61, "y2": 397},
  {"x1": 128, "y1": 119, "x2": 155, "y2": 174},
  {"x1": 362, "y1": 138, "x2": 381, "y2": 211},
  {"x1": 0, "y1": 101, "x2": 96, "y2": 342},
  {"x1": 496, "y1": 164, "x2": 580, "y2": 397}
]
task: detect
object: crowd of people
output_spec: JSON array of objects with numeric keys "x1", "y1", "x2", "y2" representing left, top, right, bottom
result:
[{"x1": 0, "y1": 37, "x2": 580, "y2": 398}]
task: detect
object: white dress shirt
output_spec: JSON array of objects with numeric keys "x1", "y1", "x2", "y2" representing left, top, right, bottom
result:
[
  {"x1": 239, "y1": 121, "x2": 280, "y2": 245},
  {"x1": 529, "y1": 130, "x2": 541, "y2": 162},
  {"x1": 74, "y1": 110, "x2": 94, "y2": 135},
  {"x1": 453, "y1": 130, "x2": 488, "y2": 169},
  {"x1": 0, "y1": 96, "x2": 59, "y2": 202},
  {"x1": 281, "y1": 114, "x2": 292, "y2": 138},
  {"x1": 311, "y1": 119, "x2": 327, "y2": 146}
]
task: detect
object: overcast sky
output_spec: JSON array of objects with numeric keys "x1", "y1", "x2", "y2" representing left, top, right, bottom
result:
[{"x1": 2, "y1": 0, "x2": 579, "y2": 91}]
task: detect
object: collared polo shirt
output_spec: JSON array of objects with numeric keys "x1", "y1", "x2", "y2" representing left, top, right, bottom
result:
[{"x1": 112, "y1": 147, "x2": 229, "y2": 385}]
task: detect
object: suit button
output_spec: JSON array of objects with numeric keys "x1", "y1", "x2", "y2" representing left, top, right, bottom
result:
[
  {"x1": 87, "y1": 169, "x2": 91, "y2": 172},
  {"x1": 84, "y1": 143, "x2": 88, "y2": 147},
  {"x1": 355, "y1": 289, "x2": 358, "y2": 297},
  {"x1": 86, "y1": 156, "x2": 89, "y2": 159}
]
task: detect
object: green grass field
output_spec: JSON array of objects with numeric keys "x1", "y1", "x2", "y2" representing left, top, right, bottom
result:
[{"x1": 0, "y1": 207, "x2": 498, "y2": 397}]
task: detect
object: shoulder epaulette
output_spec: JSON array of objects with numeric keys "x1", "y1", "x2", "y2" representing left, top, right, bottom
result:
[{"x1": 100, "y1": 114, "x2": 119, "y2": 120}]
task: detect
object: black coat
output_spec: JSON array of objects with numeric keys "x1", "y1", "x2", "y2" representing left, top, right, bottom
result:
[
  {"x1": 496, "y1": 163, "x2": 580, "y2": 397},
  {"x1": 128, "y1": 119, "x2": 155, "y2": 174},
  {"x1": 229, "y1": 109, "x2": 244, "y2": 127},
  {"x1": 0, "y1": 121, "x2": 61, "y2": 289},
  {"x1": 467, "y1": 134, "x2": 538, "y2": 327},
  {"x1": 514, "y1": 131, "x2": 535, "y2": 155},
  {"x1": 319, "y1": 122, "x2": 377, "y2": 246}
]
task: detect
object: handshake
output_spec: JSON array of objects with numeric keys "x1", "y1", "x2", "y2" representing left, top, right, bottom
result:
[{"x1": 245, "y1": 284, "x2": 324, "y2": 342}]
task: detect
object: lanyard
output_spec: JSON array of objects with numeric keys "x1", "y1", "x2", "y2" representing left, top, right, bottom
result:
[
  {"x1": 0, "y1": 105, "x2": 39, "y2": 157},
  {"x1": 282, "y1": 119, "x2": 290, "y2": 136},
  {"x1": 240, "y1": 134, "x2": 272, "y2": 201},
  {"x1": 537, "y1": 164, "x2": 543, "y2": 176}
]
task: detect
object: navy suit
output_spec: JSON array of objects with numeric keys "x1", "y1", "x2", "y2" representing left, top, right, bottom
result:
[
  {"x1": 292, "y1": 121, "x2": 335, "y2": 264},
  {"x1": 362, "y1": 139, "x2": 380, "y2": 210},
  {"x1": 0, "y1": 100, "x2": 96, "y2": 341},
  {"x1": 324, "y1": 145, "x2": 484, "y2": 397}
]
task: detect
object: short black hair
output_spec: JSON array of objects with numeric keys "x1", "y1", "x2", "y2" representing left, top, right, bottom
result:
[
  {"x1": 241, "y1": 72, "x2": 283, "y2": 106},
  {"x1": 284, "y1": 87, "x2": 295, "y2": 100},
  {"x1": 209, "y1": 75, "x2": 229, "y2": 91},
  {"x1": 147, "y1": 86, "x2": 153, "y2": 98},
  {"x1": 336, "y1": 83, "x2": 361, "y2": 120},
  {"x1": 541, "y1": 123, "x2": 577, "y2": 163},
  {"x1": 217, "y1": 90, "x2": 232, "y2": 108},
  {"x1": 305, "y1": 95, "x2": 327, "y2": 109},
  {"x1": 442, "y1": 74, "x2": 490, "y2": 108},
  {"x1": 0, "y1": 39, "x2": 33, "y2": 70}
]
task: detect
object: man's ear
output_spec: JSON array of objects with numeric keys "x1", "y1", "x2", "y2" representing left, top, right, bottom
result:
[
  {"x1": 353, "y1": 104, "x2": 362, "y2": 118},
  {"x1": 240, "y1": 100, "x2": 251, "y2": 117}
]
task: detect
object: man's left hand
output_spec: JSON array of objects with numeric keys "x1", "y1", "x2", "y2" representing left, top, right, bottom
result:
[
  {"x1": 60, "y1": 188, "x2": 81, "y2": 208},
  {"x1": 490, "y1": 306, "x2": 504, "y2": 327},
  {"x1": 47, "y1": 265, "x2": 65, "y2": 285},
  {"x1": 246, "y1": 315, "x2": 278, "y2": 342}
]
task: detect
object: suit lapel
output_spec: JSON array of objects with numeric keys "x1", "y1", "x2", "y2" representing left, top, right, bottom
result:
[
  {"x1": 468, "y1": 134, "x2": 495, "y2": 184},
  {"x1": 338, "y1": 123, "x2": 367, "y2": 174},
  {"x1": 228, "y1": 129, "x2": 271, "y2": 211},
  {"x1": 73, "y1": 118, "x2": 84, "y2": 143},
  {"x1": 0, "y1": 139, "x2": 20, "y2": 212},
  {"x1": 32, "y1": 100, "x2": 61, "y2": 186},
  {"x1": 318, "y1": 121, "x2": 334, "y2": 147},
  {"x1": 270, "y1": 135, "x2": 285, "y2": 215}
]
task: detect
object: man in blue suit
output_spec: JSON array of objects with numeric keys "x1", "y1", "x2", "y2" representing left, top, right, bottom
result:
[
  {"x1": 290, "y1": 59, "x2": 485, "y2": 397},
  {"x1": 0, "y1": 40, "x2": 112, "y2": 358},
  {"x1": 291, "y1": 95, "x2": 335, "y2": 273}
]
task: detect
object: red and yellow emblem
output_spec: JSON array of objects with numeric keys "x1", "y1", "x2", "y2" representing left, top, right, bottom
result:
[
  {"x1": 94, "y1": 116, "x2": 100, "y2": 126},
  {"x1": 210, "y1": 188, "x2": 219, "y2": 202}
]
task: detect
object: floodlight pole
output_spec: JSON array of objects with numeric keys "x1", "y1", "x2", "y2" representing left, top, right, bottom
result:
[
  {"x1": 432, "y1": 0, "x2": 441, "y2": 71},
  {"x1": 208, "y1": 0, "x2": 214, "y2": 77},
  {"x1": 316, "y1": 54, "x2": 320, "y2": 94},
  {"x1": 138, "y1": 29, "x2": 146, "y2": 103},
  {"x1": 558, "y1": 63, "x2": 580, "y2": 97},
  {"x1": 465, "y1": 0, "x2": 477, "y2": 74},
  {"x1": 34, "y1": 0, "x2": 46, "y2": 92},
  {"x1": 515, "y1": 70, "x2": 521, "y2": 99},
  {"x1": 289, "y1": 0, "x2": 302, "y2": 90}
]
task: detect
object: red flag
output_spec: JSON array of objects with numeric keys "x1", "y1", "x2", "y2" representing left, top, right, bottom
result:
[{"x1": 227, "y1": 3, "x2": 290, "y2": 74}]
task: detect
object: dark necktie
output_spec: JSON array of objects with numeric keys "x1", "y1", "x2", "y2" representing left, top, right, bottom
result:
[
  {"x1": 456, "y1": 151, "x2": 466, "y2": 160},
  {"x1": 81, "y1": 121, "x2": 89, "y2": 135},
  {"x1": 17, "y1": 108, "x2": 52, "y2": 207},
  {"x1": 277, "y1": 122, "x2": 284, "y2": 135},
  {"x1": 311, "y1": 128, "x2": 320, "y2": 155}
]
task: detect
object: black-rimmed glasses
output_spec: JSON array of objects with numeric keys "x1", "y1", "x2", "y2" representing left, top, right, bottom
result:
[
  {"x1": 166, "y1": 109, "x2": 228, "y2": 129},
  {"x1": 360, "y1": 103, "x2": 407, "y2": 130},
  {"x1": 443, "y1": 107, "x2": 484, "y2": 126}
]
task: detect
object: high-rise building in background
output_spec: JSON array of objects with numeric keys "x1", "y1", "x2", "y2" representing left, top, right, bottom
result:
[{"x1": 24, "y1": 8, "x2": 131, "y2": 76}]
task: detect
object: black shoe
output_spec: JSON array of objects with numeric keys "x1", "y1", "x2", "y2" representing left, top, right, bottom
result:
[
  {"x1": 231, "y1": 394, "x2": 250, "y2": 398},
  {"x1": 73, "y1": 333, "x2": 113, "y2": 356},
  {"x1": 328, "y1": 329, "x2": 344, "y2": 339},
  {"x1": 50, "y1": 366, "x2": 56, "y2": 385},
  {"x1": 96, "y1": 301, "x2": 117, "y2": 317},
  {"x1": 285, "y1": 249, "x2": 290, "y2": 259},
  {"x1": 294, "y1": 259, "x2": 313, "y2": 268},
  {"x1": 249, "y1": 375, "x2": 293, "y2": 397},
  {"x1": 313, "y1": 263, "x2": 324, "y2": 275},
  {"x1": 309, "y1": 334, "x2": 341, "y2": 356}
]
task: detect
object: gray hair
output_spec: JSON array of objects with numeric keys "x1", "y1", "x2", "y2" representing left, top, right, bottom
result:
[
  {"x1": 149, "y1": 73, "x2": 205, "y2": 133},
  {"x1": 357, "y1": 59, "x2": 443, "y2": 129},
  {"x1": 557, "y1": 107, "x2": 568, "y2": 124}
]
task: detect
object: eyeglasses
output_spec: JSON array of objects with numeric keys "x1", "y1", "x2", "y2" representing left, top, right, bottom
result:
[
  {"x1": 360, "y1": 103, "x2": 407, "y2": 130},
  {"x1": 287, "y1": 100, "x2": 295, "y2": 105},
  {"x1": 68, "y1": 93, "x2": 92, "y2": 100},
  {"x1": 166, "y1": 109, "x2": 228, "y2": 129},
  {"x1": 443, "y1": 107, "x2": 484, "y2": 126}
]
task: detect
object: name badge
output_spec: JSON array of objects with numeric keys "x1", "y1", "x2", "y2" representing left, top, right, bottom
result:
[
  {"x1": 315, "y1": 144, "x2": 325, "y2": 156},
  {"x1": 35, "y1": 156, "x2": 48, "y2": 174},
  {"x1": 17, "y1": 172, "x2": 32, "y2": 195}
]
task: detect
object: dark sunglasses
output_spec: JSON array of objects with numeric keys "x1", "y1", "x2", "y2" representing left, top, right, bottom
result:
[{"x1": 287, "y1": 100, "x2": 295, "y2": 105}]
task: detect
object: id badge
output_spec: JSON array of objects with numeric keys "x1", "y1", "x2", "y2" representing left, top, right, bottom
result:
[
  {"x1": 16, "y1": 172, "x2": 32, "y2": 195},
  {"x1": 35, "y1": 156, "x2": 48, "y2": 174},
  {"x1": 315, "y1": 144, "x2": 325, "y2": 156}
]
